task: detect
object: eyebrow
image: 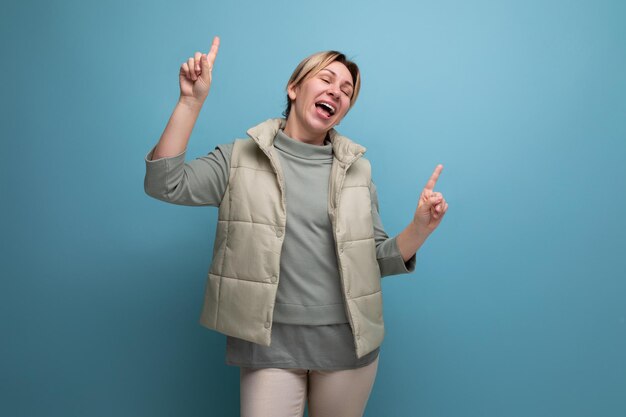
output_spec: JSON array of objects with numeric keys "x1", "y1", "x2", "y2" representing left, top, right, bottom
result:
[{"x1": 320, "y1": 68, "x2": 354, "y2": 88}]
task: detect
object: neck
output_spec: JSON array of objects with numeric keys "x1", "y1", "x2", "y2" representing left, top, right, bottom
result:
[{"x1": 283, "y1": 115, "x2": 327, "y2": 146}]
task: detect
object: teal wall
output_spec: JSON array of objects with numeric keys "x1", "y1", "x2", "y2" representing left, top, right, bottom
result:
[{"x1": 2, "y1": 0, "x2": 625, "y2": 416}]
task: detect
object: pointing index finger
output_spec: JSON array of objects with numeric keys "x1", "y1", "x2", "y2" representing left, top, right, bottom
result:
[
  {"x1": 424, "y1": 164, "x2": 443, "y2": 191},
  {"x1": 206, "y1": 36, "x2": 220, "y2": 68}
]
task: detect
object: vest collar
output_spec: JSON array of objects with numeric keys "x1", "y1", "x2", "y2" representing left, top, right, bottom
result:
[{"x1": 246, "y1": 118, "x2": 366, "y2": 164}]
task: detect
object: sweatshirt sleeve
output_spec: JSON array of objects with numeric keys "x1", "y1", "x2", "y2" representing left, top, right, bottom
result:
[
  {"x1": 370, "y1": 180, "x2": 417, "y2": 277},
  {"x1": 143, "y1": 143, "x2": 233, "y2": 207}
]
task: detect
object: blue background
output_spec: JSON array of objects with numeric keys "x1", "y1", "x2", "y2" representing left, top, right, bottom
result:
[{"x1": 2, "y1": 0, "x2": 625, "y2": 416}]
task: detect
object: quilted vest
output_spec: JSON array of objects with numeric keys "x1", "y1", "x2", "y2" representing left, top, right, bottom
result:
[{"x1": 199, "y1": 118, "x2": 384, "y2": 358}]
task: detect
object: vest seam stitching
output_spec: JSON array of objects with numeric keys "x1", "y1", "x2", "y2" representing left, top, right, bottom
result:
[
  {"x1": 338, "y1": 236, "x2": 375, "y2": 244},
  {"x1": 350, "y1": 290, "x2": 381, "y2": 301},
  {"x1": 215, "y1": 219, "x2": 282, "y2": 227},
  {"x1": 275, "y1": 301, "x2": 346, "y2": 307},
  {"x1": 212, "y1": 273, "x2": 275, "y2": 285},
  {"x1": 230, "y1": 165, "x2": 274, "y2": 173}
]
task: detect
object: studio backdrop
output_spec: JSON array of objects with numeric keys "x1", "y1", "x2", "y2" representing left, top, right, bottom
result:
[{"x1": 2, "y1": 0, "x2": 625, "y2": 416}]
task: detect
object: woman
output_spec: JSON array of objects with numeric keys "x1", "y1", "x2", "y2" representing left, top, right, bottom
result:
[{"x1": 144, "y1": 36, "x2": 448, "y2": 417}]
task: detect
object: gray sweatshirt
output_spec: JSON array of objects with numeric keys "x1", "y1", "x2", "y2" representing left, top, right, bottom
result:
[{"x1": 144, "y1": 128, "x2": 416, "y2": 369}]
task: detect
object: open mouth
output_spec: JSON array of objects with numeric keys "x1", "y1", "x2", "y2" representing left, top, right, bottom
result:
[{"x1": 315, "y1": 101, "x2": 336, "y2": 118}]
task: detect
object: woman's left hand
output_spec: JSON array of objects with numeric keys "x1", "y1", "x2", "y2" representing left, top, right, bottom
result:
[{"x1": 413, "y1": 164, "x2": 448, "y2": 235}]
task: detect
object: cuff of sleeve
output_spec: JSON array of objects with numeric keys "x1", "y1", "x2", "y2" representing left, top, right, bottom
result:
[
  {"x1": 377, "y1": 236, "x2": 417, "y2": 277},
  {"x1": 144, "y1": 145, "x2": 188, "y2": 200},
  {"x1": 144, "y1": 145, "x2": 187, "y2": 164},
  {"x1": 396, "y1": 235, "x2": 416, "y2": 272}
]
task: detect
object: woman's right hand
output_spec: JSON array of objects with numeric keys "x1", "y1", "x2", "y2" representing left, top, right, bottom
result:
[{"x1": 179, "y1": 36, "x2": 220, "y2": 107}]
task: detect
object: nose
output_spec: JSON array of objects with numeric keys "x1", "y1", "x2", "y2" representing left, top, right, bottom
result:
[{"x1": 326, "y1": 83, "x2": 341, "y2": 99}]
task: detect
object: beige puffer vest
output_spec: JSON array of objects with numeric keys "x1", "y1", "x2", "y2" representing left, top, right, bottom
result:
[{"x1": 199, "y1": 118, "x2": 384, "y2": 358}]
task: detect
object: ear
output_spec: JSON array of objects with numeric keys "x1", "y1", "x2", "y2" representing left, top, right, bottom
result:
[{"x1": 287, "y1": 83, "x2": 297, "y2": 101}]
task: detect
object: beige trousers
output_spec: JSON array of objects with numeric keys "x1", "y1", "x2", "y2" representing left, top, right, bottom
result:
[{"x1": 239, "y1": 356, "x2": 379, "y2": 417}]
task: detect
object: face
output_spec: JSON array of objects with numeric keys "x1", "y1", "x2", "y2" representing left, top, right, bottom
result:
[{"x1": 287, "y1": 61, "x2": 355, "y2": 137}]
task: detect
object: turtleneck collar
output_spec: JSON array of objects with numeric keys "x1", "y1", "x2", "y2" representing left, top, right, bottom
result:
[
  {"x1": 274, "y1": 129, "x2": 333, "y2": 160},
  {"x1": 247, "y1": 118, "x2": 366, "y2": 164}
]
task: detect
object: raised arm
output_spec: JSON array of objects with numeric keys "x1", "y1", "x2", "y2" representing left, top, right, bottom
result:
[
  {"x1": 144, "y1": 36, "x2": 232, "y2": 207},
  {"x1": 150, "y1": 36, "x2": 220, "y2": 160}
]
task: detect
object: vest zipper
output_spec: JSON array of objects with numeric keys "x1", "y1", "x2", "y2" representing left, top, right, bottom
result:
[
  {"x1": 328, "y1": 153, "x2": 364, "y2": 348},
  {"x1": 262, "y1": 147, "x2": 287, "y2": 217},
  {"x1": 259, "y1": 144, "x2": 288, "y2": 334}
]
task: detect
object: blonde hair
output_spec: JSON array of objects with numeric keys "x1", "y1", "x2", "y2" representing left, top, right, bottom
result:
[{"x1": 283, "y1": 51, "x2": 361, "y2": 119}]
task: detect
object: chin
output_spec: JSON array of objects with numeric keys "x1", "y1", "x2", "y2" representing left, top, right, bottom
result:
[{"x1": 308, "y1": 115, "x2": 336, "y2": 132}]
